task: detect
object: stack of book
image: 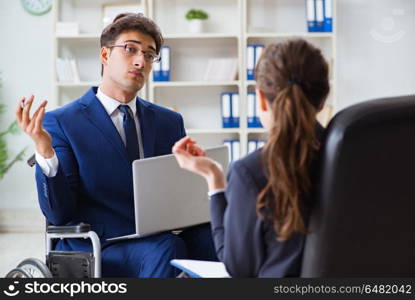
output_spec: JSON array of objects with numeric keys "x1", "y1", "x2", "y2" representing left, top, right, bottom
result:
[
  {"x1": 55, "y1": 58, "x2": 80, "y2": 83},
  {"x1": 204, "y1": 58, "x2": 238, "y2": 81}
]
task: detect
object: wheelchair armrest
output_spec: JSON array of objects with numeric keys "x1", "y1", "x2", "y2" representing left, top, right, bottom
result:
[
  {"x1": 45, "y1": 223, "x2": 101, "y2": 278},
  {"x1": 47, "y1": 223, "x2": 91, "y2": 234},
  {"x1": 27, "y1": 154, "x2": 36, "y2": 167}
]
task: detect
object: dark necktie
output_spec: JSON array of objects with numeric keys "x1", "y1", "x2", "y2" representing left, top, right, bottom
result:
[{"x1": 118, "y1": 105, "x2": 140, "y2": 162}]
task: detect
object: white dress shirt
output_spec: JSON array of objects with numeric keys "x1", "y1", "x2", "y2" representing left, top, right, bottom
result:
[
  {"x1": 208, "y1": 188, "x2": 226, "y2": 197},
  {"x1": 35, "y1": 87, "x2": 143, "y2": 177}
]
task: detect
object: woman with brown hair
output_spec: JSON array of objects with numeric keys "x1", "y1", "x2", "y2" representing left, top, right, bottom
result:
[{"x1": 173, "y1": 39, "x2": 330, "y2": 277}]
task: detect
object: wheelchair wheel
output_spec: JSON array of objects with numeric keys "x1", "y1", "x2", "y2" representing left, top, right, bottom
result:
[
  {"x1": 5, "y1": 267, "x2": 32, "y2": 278},
  {"x1": 6, "y1": 258, "x2": 53, "y2": 278}
]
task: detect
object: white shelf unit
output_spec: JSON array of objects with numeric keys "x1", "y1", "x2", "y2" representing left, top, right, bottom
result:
[
  {"x1": 52, "y1": 0, "x2": 147, "y2": 107},
  {"x1": 51, "y1": 0, "x2": 336, "y2": 158},
  {"x1": 152, "y1": 81, "x2": 240, "y2": 88},
  {"x1": 147, "y1": 0, "x2": 337, "y2": 159}
]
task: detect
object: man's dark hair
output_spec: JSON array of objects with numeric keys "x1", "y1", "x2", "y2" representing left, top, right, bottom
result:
[{"x1": 100, "y1": 13, "x2": 164, "y2": 75}]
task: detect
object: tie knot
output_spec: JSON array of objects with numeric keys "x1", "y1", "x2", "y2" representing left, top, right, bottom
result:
[{"x1": 119, "y1": 105, "x2": 132, "y2": 118}]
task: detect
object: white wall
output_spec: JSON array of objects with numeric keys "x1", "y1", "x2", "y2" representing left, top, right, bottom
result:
[
  {"x1": 337, "y1": 0, "x2": 415, "y2": 110},
  {"x1": 0, "y1": 1, "x2": 53, "y2": 209},
  {"x1": 0, "y1": 0, "x2": 414, "y2": 209}
]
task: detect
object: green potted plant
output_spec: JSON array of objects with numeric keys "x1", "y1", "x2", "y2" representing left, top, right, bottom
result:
[
  {"x1": 185, "y1": 9, "x2": 209, "y2": 34},
  {"x1": 0, "y1": 73, "x2": 26, "y2": 179}
]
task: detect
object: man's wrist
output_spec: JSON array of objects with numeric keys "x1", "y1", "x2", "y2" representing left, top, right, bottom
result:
[{"x1": 36, "y1": 145, "x2": 54, "y2": 159}]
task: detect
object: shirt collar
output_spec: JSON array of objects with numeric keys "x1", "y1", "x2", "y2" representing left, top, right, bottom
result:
[{"x1": 96, "y1": 87, "x2": 137, "y2": 116}]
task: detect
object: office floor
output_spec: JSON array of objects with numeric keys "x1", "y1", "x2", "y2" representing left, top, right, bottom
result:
[{"x1": 0, "y1": 232, "x2": 44, "y2": 277}]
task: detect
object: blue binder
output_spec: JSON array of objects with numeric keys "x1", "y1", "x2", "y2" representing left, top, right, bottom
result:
[
  {"x1": 160, "y1": 46, "x2": 170, "y2": 81},
  {"x1": 323, "y1": 0, "x2": 333, "y2": 32},
  {"x1": 223, "y1": 139, "x2": 240, "y2": 163},
  {"x1": 230, "y1": 92, "x2": 240, "y2": 128},
  {"x1": 153, "y1": 46, "x2": 170, "y2": 81},
  {"x1": 247, "y1": 139, "x2": 266, "y2": 154},
  {"x1": 231, "y1": 140, "x2": 240, "y2": 162},
  {"x1": 152, "y1": 51, "x2": 161, "y2": 81},
  {"x1": 315, "y1": 0, "x2": 324, "y2": 32},
  {"x1": 254, "y1": 45, "x2": 264, "y2": 78},
  {"x1": 257, "y1": 140, "x2": 266, "y2": 148},
  {"x1": 221, "y1": 93, "x2": 232, "y2": 128},
  {"x1": 247, "y1": 92, "x2": 256, "y2": 128},
  {"x1": 247, "y1": 44, "x2": 265, "y2": 81},
  {"x1": 247, "y1": 45, "x2": 255, "y2": 80},
  {"x1": 248, "y1": 139, "x2": 257, "y2": 153},
  {"x1": 223, "y1": 140, "x2": 233, "y2": 162},
  {"x1": 253, "y1": 92, "x2": 263, "y2": 128},
  {"x1": 306, "y1": 0, "x2": 317, "y2": 32}
]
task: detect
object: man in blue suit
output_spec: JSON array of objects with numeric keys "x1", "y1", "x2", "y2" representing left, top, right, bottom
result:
[{"x1": 15, "y1": 13, "x2": 216, "y2": 277}]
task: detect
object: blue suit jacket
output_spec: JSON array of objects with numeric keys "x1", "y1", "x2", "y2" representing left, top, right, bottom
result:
[{"x1": 35, "y1": 87, "x2": 186, "y2": 244}]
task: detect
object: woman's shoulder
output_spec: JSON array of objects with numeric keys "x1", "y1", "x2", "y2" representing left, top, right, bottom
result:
[{"x1": 230, "y1": 148, "x2": 267, "y2": 188}]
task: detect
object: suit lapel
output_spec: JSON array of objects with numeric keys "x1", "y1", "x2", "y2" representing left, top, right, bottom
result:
[
  {"x1": 80, "y1": 87, "x2": 130, "y2": 164},
  {"x1": 137, "y1": 98, "x2": 156, "y2": 158}
]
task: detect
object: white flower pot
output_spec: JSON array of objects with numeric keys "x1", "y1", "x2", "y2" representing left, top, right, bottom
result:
[{"x1": 188, "y1": 19, "x2": 204, "y2": 34}]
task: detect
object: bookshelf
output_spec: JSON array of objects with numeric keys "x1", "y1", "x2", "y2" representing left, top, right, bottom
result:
[
  {"x1": 147, "y1": 0, "x2": 337, "y2": 159},
  {"x1": 152, "y1": 81, "x2": 239, "y2": 88},
  {"x1": 51, "y1": 0, "x2": 337, "y2": 159},
  {"x1": 51, "y1": 0, "x2": 148, "y2": 107}
]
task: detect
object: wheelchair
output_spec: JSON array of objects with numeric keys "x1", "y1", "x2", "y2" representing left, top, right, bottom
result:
[
  {"x1": 5, "y1": 155, "x2": 101, "y2": 278},
  {"x1": 5, "y1": 222, "x2": 101, "y2": 278}
]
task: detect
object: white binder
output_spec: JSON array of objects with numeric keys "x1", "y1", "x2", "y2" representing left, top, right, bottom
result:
[
  {"x1": 254, "y1": 45, "x2": 264, "y2": 68},
  {"x1": 315, "y1": 0, "x2": 324, "y2": 31},
  {"x1": 248, "y1": 140, "x2": 257, "y2": 153},
  {"x1": 247, "y1": 45, "x2": 255, "y2": 80},
  {"x1": 232, "y1": 140, "x2": 240, "y2": 162},
  {"x1": 231, "y1": 93, "x2": 239, "y2": 127},
  {"x1": 306, "y1": 0, "x2": 316, "y2": 32},
  {"x1": 247, "y1": 92, "x2": 255, "y2": 127},
  {"x1": 161, "y1": 46, "x2": 170, "y2": 80},
  {"x1": 257, "y1": 140, "x2": 266, "y2": 148},
  {"x1": 223, "y1": 140, "x2": 233, "y2": 162},
  {"x1": 221, "y1": 93, "x2": 231, "y2": 128},
  {"x1": 153, "y1": 58, "x2": 161, "y2": 80}
]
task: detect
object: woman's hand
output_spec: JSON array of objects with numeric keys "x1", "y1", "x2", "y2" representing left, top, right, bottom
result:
[{"x1": 173, "y1": 136, "x2": 226, "y2": 191}]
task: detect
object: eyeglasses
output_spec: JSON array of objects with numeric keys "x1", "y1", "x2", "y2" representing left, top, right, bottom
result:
[{"x1": 108, "y1": 43, "x2": 161, "y2": 63}]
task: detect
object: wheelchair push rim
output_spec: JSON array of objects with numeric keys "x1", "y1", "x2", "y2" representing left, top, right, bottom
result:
[{"x1": 6, "y1": 258, "x2": 53, "y2": 278}]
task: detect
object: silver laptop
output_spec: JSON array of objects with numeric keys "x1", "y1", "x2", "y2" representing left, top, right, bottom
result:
[{"x1": 107, "y1": 145, "x2": 229, "y2": 241}]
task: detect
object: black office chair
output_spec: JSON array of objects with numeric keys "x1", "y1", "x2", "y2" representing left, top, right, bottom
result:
[{"x1": 301, "y1": 94, "x2": 415, "y2": 276}]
